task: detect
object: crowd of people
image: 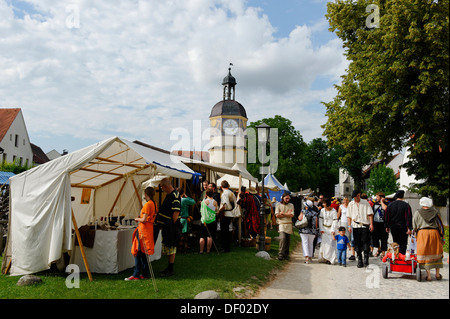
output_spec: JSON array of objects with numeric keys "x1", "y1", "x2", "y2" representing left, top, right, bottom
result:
[
  {"x1": 125, "y1": 177, "x2": 446, "y2": 283},
  {"x1": 293, "y1": 190, "x2": 445, "y2": 281},
  {"x1": 125, "y1": 178, "x2": 269, "y2": 280}
]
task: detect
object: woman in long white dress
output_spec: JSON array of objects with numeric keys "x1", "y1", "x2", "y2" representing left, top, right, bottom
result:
[
  {"x1": 338, "y1": 196, "x2": 355, "y2": 260},
  {"x1": 318, "y1": 198, "x2": 339, "y2": 264}
]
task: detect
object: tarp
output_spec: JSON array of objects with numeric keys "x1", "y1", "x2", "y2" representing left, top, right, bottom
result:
[
  {"x1": 4, "y1": 136, "x2": 200, "y2": 276},
  {"x1": 0, "y1": 171, "x2": 15, "y2": 186},
  {"x1": 263, "y1": 173, "x2": 289, "y2": 202}
]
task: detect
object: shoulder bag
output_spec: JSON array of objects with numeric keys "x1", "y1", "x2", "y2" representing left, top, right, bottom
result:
[{"x1": 295, "y1": 212, "x2": 309, "y2": 229}]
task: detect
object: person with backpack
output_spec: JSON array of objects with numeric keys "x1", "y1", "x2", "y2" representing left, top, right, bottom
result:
[
  {"x1": 371, "y1": 192, "x2": 389, "y2": 257},
  {"x1": 199, "y1": 189, "x2": 218, "y2": 254}
]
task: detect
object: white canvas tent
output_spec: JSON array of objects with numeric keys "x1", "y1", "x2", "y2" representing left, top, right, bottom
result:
[
  {"x1": 216, "y1": 163, "x2": 259, "y2": 191},
  {"x1": 2, "y1": 136, "x2": 199, "y2": 277}
]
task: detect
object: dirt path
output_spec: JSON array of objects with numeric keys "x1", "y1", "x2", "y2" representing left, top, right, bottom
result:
[{"x1": 253, "y1": 243, "x2": 449, "y2": 299}]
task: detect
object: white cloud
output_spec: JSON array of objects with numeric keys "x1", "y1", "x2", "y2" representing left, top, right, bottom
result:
[{"x1": 0, "y1": 0, "x2": 347, "y2": 153}]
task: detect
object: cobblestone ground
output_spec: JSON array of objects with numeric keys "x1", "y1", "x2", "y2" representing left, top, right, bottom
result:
[{"x1": 253, "y1": 244, "x2": 449, "y2": 299}]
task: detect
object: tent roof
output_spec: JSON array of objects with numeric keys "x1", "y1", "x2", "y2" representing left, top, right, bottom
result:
[
  {"x1": 180, "y1": 158, "x2": 240, "y2": 176},
  {"x1": 231, "y1": 163, "x2": 258, "y2": 183},
  {"x1": 263, "y1": 173, "x2": 286, "y2": 192},
  {"x1": 215, "y1": 164, "x2": 259, "y2": 191},
  {"x1": 65, "y1": 137, "x2": 200, "y2": 190}
]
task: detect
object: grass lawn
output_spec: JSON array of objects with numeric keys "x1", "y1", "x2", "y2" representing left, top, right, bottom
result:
[{"x1": 0, "y1": 229, "x2": 300, "y2": 299}]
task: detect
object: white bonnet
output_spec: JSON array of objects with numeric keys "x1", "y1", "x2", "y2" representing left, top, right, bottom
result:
[{"x1": 419, "y1": 197, "x2": 433, "y2": 208}]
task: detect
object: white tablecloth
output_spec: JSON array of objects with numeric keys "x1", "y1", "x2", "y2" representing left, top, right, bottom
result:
[{"x1": 71, "y1": 228, "x2": 161, "y2": 274}]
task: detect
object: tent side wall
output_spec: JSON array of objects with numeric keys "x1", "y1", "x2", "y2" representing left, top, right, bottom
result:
[{"x1": 6, "y1": 138, "x2": 118, "y2": 276}]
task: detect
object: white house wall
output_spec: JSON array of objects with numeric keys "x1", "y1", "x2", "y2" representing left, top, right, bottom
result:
[{"x1": 0, "y1": 110, "x2": 33, "y2": 166}]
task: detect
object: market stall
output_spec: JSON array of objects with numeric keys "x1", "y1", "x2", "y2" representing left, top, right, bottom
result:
[
  {"x1": 2, "y1": 136, "x2": 200, "y2": 278},
  {"x1": 71, "y1": 226, "x2": 162, "y2": 274}
]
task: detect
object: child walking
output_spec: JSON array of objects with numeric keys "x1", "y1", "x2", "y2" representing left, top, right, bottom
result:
[{"x1": 334, "y1": 226, "x2": 351, "y2": 267}]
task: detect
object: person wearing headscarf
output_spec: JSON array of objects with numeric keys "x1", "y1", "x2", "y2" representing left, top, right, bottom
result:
[
  {"x1": 298, "y1": 199, "x2": 319, "y2": 264},
  {"x1": 413, "y1": 197, "x2": 444, "y2": 281}
]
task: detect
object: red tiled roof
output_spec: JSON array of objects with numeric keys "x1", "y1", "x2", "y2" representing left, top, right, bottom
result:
[{"x1": 0, "y1": 108, "x2": 21, "y2": 142}]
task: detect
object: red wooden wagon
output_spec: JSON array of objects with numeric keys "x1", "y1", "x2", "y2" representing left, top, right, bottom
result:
[{"x1": 382, "y1": 255, "x2": 422, "y2": 281}]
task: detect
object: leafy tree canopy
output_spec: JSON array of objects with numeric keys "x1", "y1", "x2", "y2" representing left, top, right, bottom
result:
[{"x1": 323, "y1": 0, "x2": 449, "y2": 202}]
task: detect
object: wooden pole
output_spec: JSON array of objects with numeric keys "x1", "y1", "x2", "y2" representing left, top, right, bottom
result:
[
  {"x1": 72, "y1": 209, "x2": 93, "y2": 281},
  {"x1": 108, "y1": 180, "x2": 127, "y2": 216},
  {"x1": 131, "y1": 178, "x2": 143, "y2": 210}
]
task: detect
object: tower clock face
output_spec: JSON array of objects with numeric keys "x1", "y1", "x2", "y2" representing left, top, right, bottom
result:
[{"x1": 223, "y1": 119, "x2": 239, "y2": 135}]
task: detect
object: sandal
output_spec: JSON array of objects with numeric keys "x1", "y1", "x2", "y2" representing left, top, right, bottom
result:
[{"x1": 436, "y1": 274, "x2": 443, "y2": 280}]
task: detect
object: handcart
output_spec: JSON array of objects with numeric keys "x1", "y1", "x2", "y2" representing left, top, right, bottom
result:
[{"x1": 382, "y1": 254, "x2": 422, "y2": 282}]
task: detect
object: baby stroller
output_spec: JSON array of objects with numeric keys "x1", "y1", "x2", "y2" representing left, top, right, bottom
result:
[{"x1": 382, "y1": 236, "x2": 422, "y2": 282}]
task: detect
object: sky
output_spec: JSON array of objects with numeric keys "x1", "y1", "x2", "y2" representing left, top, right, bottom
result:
[{"x1": 0, "y1": 0, "x2": 349, "y2": 155}]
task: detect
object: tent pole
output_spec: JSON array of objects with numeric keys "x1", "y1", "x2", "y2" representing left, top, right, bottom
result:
[
  {"x1": 108, "y1": 180, "x2": 127, "y2": 216},
  {"x1": 72, "y1": 209, "x2": 93, "y2": 281},
  {"x1": 131, "y1": 178, "x2": 143, "y2": 209}
]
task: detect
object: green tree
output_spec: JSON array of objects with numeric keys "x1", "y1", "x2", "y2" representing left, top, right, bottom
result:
[
  {"x1": 306, "y1": 138, "x2": 340, "y2": 197},
  {"x1": 323, "y1": 0, "x2": 449, "y2": 204},
  {"x1": 246, "y1": 115, "x2": 310, "y2": 192},
  {"x1": 0, "y1": 160, "x2": 31, "y2": 174},
  {"x1": 366, "y1": 163, "x2": 399, "y2": 196}
]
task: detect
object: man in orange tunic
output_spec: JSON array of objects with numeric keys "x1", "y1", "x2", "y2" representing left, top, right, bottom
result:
[{"x1": 125, "y1": 187, "x2": 157, "y2": 281}]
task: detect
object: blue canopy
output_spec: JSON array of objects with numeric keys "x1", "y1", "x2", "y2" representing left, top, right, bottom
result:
[
  {"x1": 0, "y1": 171, "x2": 15, "y2": 186},
  {"x1": 263, "y1": 173, "x2": 289, "y2": 202}
]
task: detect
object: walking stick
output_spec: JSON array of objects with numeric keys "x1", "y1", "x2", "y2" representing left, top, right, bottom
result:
[
  {"x1": 139, "y1": 231, "x2": 158, "y2": 293},
  {"x1": 204, "y1": 222, "x2": 220, "y2": 254}
]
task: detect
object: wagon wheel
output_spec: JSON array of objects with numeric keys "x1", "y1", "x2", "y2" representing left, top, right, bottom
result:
[
  {"x1": 386, "y1": 258, "x2": 392, "y2": 273},
  {"x1": 382, "y1": 263, "x2": 388, "y2": 279}
]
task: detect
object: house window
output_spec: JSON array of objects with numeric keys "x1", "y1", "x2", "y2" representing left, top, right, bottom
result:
[{"x1": 15, "y1": 134, "x2": 19, "y2": 147}]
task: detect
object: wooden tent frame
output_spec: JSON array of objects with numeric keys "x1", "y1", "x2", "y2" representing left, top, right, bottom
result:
[{"x1": 67, "y1": 149, "x2": 157, "y2": 281}]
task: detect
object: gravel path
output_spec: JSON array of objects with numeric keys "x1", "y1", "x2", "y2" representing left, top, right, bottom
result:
[{"x1": 253, "y1": 243, "x2": 449, "y2": 299}]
